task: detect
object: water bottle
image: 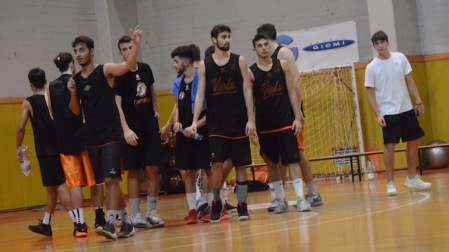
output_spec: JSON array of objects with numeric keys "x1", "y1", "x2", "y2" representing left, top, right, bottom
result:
[
  {"x1": 177, "y1": 127, "x2": 203, "y2": 141},
  {"x1": 191, "y1": 133, "x2": 203, "y2": 141},
  {"x1": 17, "y1": 145, "x2": 31, "y2": 176},
  {"x1": 367, "y1": 159, "x2": 375, "y2": 181}
]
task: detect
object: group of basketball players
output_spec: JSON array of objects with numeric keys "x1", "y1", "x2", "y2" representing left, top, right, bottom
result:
[{"x1": 17, "y1": 21, "x2": 431, "y2": 241}]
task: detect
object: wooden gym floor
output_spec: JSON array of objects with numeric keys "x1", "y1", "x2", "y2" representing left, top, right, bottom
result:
[{"x1": 1, "y1": 168, "x2": 448, "y2": 252}]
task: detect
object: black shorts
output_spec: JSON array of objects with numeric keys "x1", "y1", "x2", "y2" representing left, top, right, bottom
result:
[
  {"x1": 87, "y1": 142, "x2": 123, "y2": 183},
  {"x1": 37, "y1": 155, "x2": 66, "y2": 187},
  {"x1": 209, "y1": 136, "x2": 252, "y2": 166},
  {"x1": 259, "y1": 129, "x2": 300, "y2": 165},
  {"x1": 122, "y1": 133, "x2": 162, "y2": 170},
  {"x1": 383, "y1": 109, "x2": 425, "y2": 144},
  {"x1": 175, "y1": 133, "x2": 211, "y2": 170}
]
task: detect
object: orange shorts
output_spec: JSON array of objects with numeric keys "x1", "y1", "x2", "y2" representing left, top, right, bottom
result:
[
  {"x1": 296, "y1": 126, "x2": 305, "y2": 150},
  {"x1": 60, "y1": 150, "x2": 96, "y2": 188}
]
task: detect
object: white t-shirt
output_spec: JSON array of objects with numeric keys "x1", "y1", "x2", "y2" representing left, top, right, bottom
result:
[{"x1": 364, "y1": 52, "x2": 413, "y2": 116}]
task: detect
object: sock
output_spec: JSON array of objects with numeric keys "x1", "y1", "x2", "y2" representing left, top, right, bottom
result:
[
  {"x1": 292, "y1": 178, "x2": 304, "y2": 199},
  {"x1": 236, "y1": 181, "x2": 248, "y2": 203},
  {"x1": 195, "y1": 184, "x2": 202, "y2": 200},
  {"x1": 107, "y1": 210, "x2": 117, "y2": 224},
  {"x1": 147, "y1": 196, "x2": 157, "y2": 213},
  {"x1": 268, "y1": 183, "x2": 276, "y2": 201},
  {"x1": 272, "y1": 180, "x2": 286, "y2": 199},
  {"x1": 213, "y1": 188, "x2": 221, "y2": 201},
  {"x1": 68, "y1": 209, "x2": 77, "y2": 223},
  {"x1": 306, "y1": 181, "x2": 318, "y2": 195},
  {"x1": 119, "y1": 208, "x2": 130, "y2": 223},
  {"x1": 186, "y1": 193, "x2": 197, "y2": 210},
  {"x1": 77, "y1": 208, "x2": 85, "y2": 224},
  {"x1": 205, "y1": 193, "x2": 213, "y2": 205},
  {"x1": 43, "y1": 212, "x2": 51, "y2": 225},
  {"x1": 129, "y1": 198, "x2": 140, "y2": 217}
]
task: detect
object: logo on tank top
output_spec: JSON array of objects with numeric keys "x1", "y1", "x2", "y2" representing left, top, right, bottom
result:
[
  {"x1": 211, "y1": 77, "x2": 237, "y2": 96},
  {"x1": 261, "y1": 81, "x2": 284, "y2": 99},
  {"x1": 178, "y1": 91, "x2": 185, "y2": 100},
  {"x1": 136, "y1": 82, "x2": 147, "y2": 97},
  {"x1": 84, "y1": 85, "x2": 91, "y2": 91}
]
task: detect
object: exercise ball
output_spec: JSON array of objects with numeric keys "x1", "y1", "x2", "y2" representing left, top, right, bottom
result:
[{"x1": 421, "y1": 140, "x2": 449, "y2": 169}]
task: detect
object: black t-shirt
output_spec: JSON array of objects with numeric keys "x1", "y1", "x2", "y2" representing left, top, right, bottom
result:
[
  {"x1": 115, "y1": 62, "x2": 158, "y2": 137},
  {"x1": 177, "y1": 77, "x2": 207, "y2": 136},
  {"x1": 250, "y1": 59, "x2": 294, "y2": 132},
  {"x1": 49, "y1": 74, "x2": 85, "y2": 154},
  {"x1": 73, "y1": 65, "x2": 123, "y2": 146}
]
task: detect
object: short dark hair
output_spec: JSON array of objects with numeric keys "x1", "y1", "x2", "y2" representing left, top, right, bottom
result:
[
  {"x1": 252, "y1": 33, "x2": 269, "y2": 47},
  {"x1": 53, "y1": 52, "x2": 73, "y2": 72},
  {"x1": 256, "y1": 23, "x2": 277, "y2": 41},
  {"x1": 171, "y1": 46, "x2": 194, "y2": 64},
  {"x1": 28, "y1": 68, "x2": 46, "y2": 89},
  {"x1": 371, "y1": 30, "x2": 389, "y2": 45},
  {"x1": 211, "y1": 24, "x2": 231, "y2": 39},
  {"x1": 189, "y1": 44, "x2": 201, "y2": 62},
  {"x1": 118, "y1": 35, "x2": 132, "y2": 50},
  {"x1": 72, "y1": 36, "x2": 94, "y2": 50},
  {"x1": 204, "y1": 45, "x2": 215, "y2": 58}
]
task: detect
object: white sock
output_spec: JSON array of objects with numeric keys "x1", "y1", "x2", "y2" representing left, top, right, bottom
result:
[
  {"x1": 147, "y1": 196, "x2": 157, "y2": 213},
  {"x1": 107, "y1": 210, "x2": 117, "y2": 224},
  {"x1": 272, "y1": 180, "x2": 285, "y2": 199},
  {"x1": 195, "y1": 184, "x2": 202, "y2": 200},
  {"x1": 292, "y1": 179, "x2": 304, "y2": 199},
  {"x1": 306, "y1": 181, "x2": 318, "y2": 195},
  {"x1": 68, "y1": 209, "x2": 77, "y2": 223},
  {"x1": 77, "y1": 208, "x2": 85, "y2": 224},
  {"x1": 186, "y1": 193, "x2": 197, "y2": 210},
  {"x1": 205, "y1": 193, "x2": 213, "y2": 205},
  {"x1": 43, "y1": 212, "x2": 51, "y2": 225},
  {"x1": 119, "y1": 208, "x2": 130, "y2": 223},
  {"x1": 268, "y1": 183, "x2": 276, "y2": 201},
  {"x1": 129, "y1": 198, "x2": 140, "y2": 217}
]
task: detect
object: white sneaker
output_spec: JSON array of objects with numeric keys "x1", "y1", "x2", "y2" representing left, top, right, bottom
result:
[
  {"x1": 296, "y1": 197, "x2": 312, "y2": 212},
  {"x1": 130, "y1": 212, "x2": 152, "y2": 228},
  {"x1": 146, "y1": 210, "x2": 165, "y2": 227},
  {"x1": 405, "y1": 175, "x2": 432, "y2": 190},
  {"x1": 274, "y1": 197, "x2": 289, "y2": 214},
  {"x1": 387, "y1": 181, "x2": 398, "y2": 196},
  {"x1": 267, "y1": 198, "x2": 279, "y2": 212}
]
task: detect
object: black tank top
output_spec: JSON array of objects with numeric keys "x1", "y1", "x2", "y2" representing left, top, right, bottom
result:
[
  {"x1": 271, "y1": 45, "x2": 305, "y2": 117},
  {"x1": 204, "y1": 53, "x2": 247, "y2": 137},
  {"x1": 73, "y1": 65, "x2": 123, "y2": 146},
  {"x1": 49, "y1": 74, "x2": 85, "y2": 154},
  {"x1": 250, "y1": 59, "x2": 294, "y2": 132},
  {"x1": 26, "y1": 94, "x2": 59, "y2": 156}
]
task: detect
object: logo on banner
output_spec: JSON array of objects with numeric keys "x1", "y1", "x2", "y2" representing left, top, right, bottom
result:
[
  {"x1": 303, "y1": 40, "x2": 354, "y2": 52},
  {"x1": 276, "y1": 35, "x2": 299, "y2": 60}
]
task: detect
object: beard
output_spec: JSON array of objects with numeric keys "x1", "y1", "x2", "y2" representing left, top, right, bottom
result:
[{"x1": 216, "y1": 43, "x2": 230, "y2": 52}]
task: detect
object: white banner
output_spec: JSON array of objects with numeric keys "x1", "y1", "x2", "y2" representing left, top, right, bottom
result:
[{"x1": 277, "y1": 20, "x2": 359, "y2": 71}]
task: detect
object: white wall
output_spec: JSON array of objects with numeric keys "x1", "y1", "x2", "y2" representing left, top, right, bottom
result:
[
  {"x1": 416, "y1": 0, "x2": 449, "y2": 55},
  {"x1": 137, "y1": 0, "x2": 372, "y2": 89},
  {"x1": 0, "y1": 0, "x2": 98, "y2": 98},
  {"x1": 1, "y1": 0, "x2": 448, "y2": 97}
]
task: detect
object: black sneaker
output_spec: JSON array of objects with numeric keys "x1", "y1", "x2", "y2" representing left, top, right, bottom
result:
[
  {"x1": 224, "y1": 201, "x2": 237, "y2": 213},
  {"x1": 95, "y1": 208, "x2": 106, "y2": 229},
  {"x1": 237, "y1": 202, "x2": 250, "y2": 221},
  {"x1": 210, "y1": 200, "x2": 222, "y2": 223},
  {"x1": 96, "y1": 222, "x2": 117, "y2": 239},
  {"x1": 75, "y1": 222, "x2": 88, "y2": 237},
  {"x1": 28, "y1": 220, "x2": 52, "y2": 236},
  {"x1": 118, "y1": 222, "x2": 135, "y2": 238},
  {"x1": 72, "y1": 222, "x2": 76, "y2": 236}
]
